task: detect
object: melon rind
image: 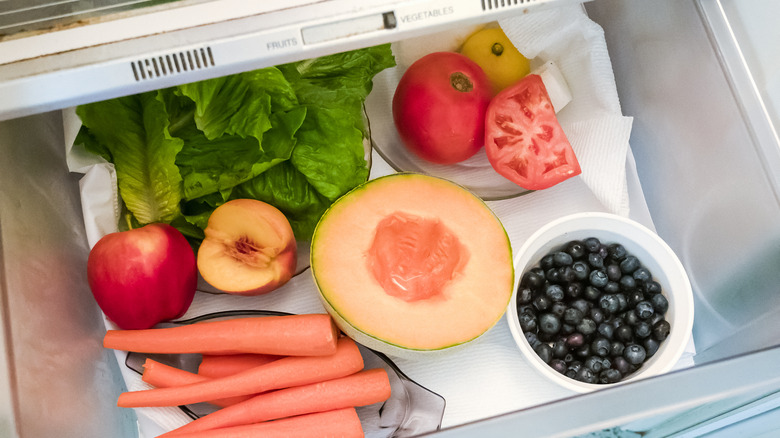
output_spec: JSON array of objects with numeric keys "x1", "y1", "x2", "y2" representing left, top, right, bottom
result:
[{"x1": 310, "y1": 173, "x2": 514, "y2": 359}]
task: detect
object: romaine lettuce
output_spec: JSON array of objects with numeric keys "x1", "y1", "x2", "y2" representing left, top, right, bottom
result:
[{"x1": 75, "y1": 44, "x2": 395, "y2": 242}]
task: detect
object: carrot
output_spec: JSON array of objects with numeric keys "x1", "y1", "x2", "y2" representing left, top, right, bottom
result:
[
  {"x1": 198, "y1": 353, "x2": 281, "y2": 378},
  {"x1": 141, "y1": 359, "x2": 252, "y2": 407},
  {"x1": 118, "y1": 337, "x2": 364, "y2": 408},
  {"x1": 103, "y1": 314, "x2": 339, "y2": 356},
  {"x1": 160, "y1": 368, "x2": 391, "y2": 436},
  {"x1": 160, "y1": 408, "x2": 363, "y2": 438}
]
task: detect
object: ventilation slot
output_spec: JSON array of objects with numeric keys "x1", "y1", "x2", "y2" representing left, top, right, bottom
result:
[
  {"x1": 481, "y1": 0, "x2": 535, "y2": 11},
  {"x1": 131, "y1": 47, "x2": 215, "y2": 81}
]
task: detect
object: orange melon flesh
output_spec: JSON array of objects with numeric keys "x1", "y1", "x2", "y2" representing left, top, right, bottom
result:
[{"x1": 311, "y1": 173, "x2": 514, "y2": 353}]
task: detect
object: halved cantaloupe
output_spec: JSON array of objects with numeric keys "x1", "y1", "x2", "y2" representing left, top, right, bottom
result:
[{"x1": 310, "y1": 173, "x2": 513, "y2": 357}]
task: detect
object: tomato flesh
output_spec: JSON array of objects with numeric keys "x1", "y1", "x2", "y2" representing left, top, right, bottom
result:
[{"x1": 485, "y1": 74, "x2": 581, "y2": 190}]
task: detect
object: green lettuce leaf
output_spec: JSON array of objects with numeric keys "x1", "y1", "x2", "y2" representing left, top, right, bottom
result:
[{"x1": 76, "y1": 91, "x2": 184, "y2": 224}]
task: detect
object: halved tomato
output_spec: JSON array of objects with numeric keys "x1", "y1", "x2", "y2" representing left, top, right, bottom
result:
[{"x1": 484, "y1": 74, "x2": 581, "y2": 191}]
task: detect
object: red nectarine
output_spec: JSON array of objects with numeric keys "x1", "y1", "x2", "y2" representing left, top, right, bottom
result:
[{"x1": 197, "y1": 199, "x2": 297, "y2": 295}]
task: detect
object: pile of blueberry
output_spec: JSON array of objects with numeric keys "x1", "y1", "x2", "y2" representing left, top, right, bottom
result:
[{"x1": 516, "y1": 237, "x2": 671, "y2": 384}]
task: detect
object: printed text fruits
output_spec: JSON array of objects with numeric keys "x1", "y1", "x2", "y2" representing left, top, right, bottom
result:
[
  {"x1": 392, "y1": 51, "x2": 492, "y2": 165},
  {"x1": 460, "y1": 27, "x2": 531, "y2": 94},
  {"x1": 197, "y1": 199, "x2": 297, "y2": 296},
  {"x1": 87, "y1": 223, "x2": 197, "y2": 330}
]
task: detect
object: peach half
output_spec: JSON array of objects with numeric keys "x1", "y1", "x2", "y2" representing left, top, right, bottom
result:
[{"x1": 197, "y1": 199, "x2": 297, "y2": 295}]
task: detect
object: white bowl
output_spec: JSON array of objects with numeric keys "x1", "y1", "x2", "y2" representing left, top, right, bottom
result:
[{"x1": 507, "y1": 212, "x2": 694, "y2": 393}]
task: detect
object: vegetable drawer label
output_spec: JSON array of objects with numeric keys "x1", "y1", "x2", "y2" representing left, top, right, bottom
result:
[{"x1": 398, "y1": 6, "x2": 454, "y2": 24}]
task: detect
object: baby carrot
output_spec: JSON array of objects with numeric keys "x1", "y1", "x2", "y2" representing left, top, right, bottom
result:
[
  {"x1": 118, "y1": 337, "x2": 364, "y2": 408},
  {"x1": 103, "y1": 314, "x2": 339, "y2": 356},
  {"x1": 161, "y1": 368, "x2": 391, "y2": 436},
  {"x1": 161, "y1": 408, "x2": 363, "y2": 438},
  {"x1": 198, "y1": 353, "x2": 281, "y2": 378},
  {"x1": 141, "y1": 359, "x2": 252, "y2": 407}
]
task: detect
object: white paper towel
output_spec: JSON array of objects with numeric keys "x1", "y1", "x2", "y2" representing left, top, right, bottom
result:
[{"x1": 66, "y1": 4, "x2": 696, "y2": 435}]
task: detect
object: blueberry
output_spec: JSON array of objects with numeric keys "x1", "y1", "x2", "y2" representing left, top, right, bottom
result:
[
  {"x1": 599, "y1": 368, "x2": 622, "y2": 384},
  {"x1": 566, "y1": 332, "x2": 585, "y2": 348},
  {"x1": 599, "y1": 294, "x2": 620, "y2": 314},
  {"x1": 608, "y1": 244, "x2": 628, "y2": 261},
  {"x1": 518, "y1": 312, "x2": 538, "y2": 332},
  {"x1": 533, "y1": 294, "x2": 551, "y2": 311},
  {"x1": 572, "y1": 261, "x2": 590, "y2": 281},
  {"x1": 590, "y1": 308, "x2": 606, "y2": 324},
  {"x1": 597, "y1": 244, "x2": 610, "y2": 260},
  {"x1": 613, "y1": 356, "x2": 633, "y2": 375},
  {"x1": 566, "y1": 282, "x2": 583, "y2": 299},
  {"x1": 653, "y1": 320, "x2": 671, "y2": 341},
  {"x1": 615, "y1": 324, "x2": 633, "y2": 343},
  {"x1": 540, "y1": 254, "x2": 555, "y2": 271},
  {"x1": 616, "y1": 293, "x2": 629, "y2": 312},
  {"x1": 627, "y1": 290, "x2": 645, "y2": 307},
  {"x1": 583, "y1": 237, "x2": 602, "y2": 253},
  {"x1": 645, "y1": 280, "x2": 663, "y2": 295},
  {"x1": 591, "y1": 337, "x2": 611, "y2": 357},
  {"x1": 644, "y1": 338, "x2": 660, "y2": 357},
  {"x1": 652, "y1": 294, "x2": 669, "y2": 314},
  {"x1": 623, "y1": 344, "x2": 647, "y2": 365},
  {"x1": 565, "y1": 362, "x2": 582, "y2": 379},
  {"x1": 619, "y1": 275, "x2": 637, "y2": 292},
  {"x1": 539, "y1": 313, "x2": 562, "y2": 335},
  {"x1": 558, "y1": 266, "x2": 576, "y2": 283},
  {"x1": 535, "y1": 343, "x2": 553, "y2": 363},
  {"x1": 589, "y1": 269, "x2": 609, "y2": 288},
  {"x1": 610, "y1": 341, "x2": 626, "y2": 357},
  {"x1": 619, "y1": 255, "x2": 641, "y2": 274},
  {"x1": 553, "y1": 251, "x2": 574, "y2": 267},
  {"x1": 588, "y1": 253, "x2": 605, "y2": 269},
  {"x1": 606, "y1": 264, "x2": 623, "y2": 282},
  {"x1": 634, "y1": 321, "x2": 652, "y2": 339},
  {"x1": 525, "y1": 331, "x2": 541, "y2": 349},
  {"x1": 565, "y1": 240, "x2": 587, "y2": 260},
  {"x1": 597, "y1": 322, "x2": 614, "y2": 340},
  {"x1": 636, "y1": 300, "x2": 655, "y2": 319},
  {"x1": 575, "y1": 343, "x2": 591, "y2": 359},
  {"x1": 517, "y1": 287, "x2": 534, "y2": 304},
  {"x1": 545, "y1": 268, "x2": 561, "y2": 283},
  {"x1": 545, "y1": 284, "x2": 565, "y2": 302},
  {"x1": 575, "y1": 366, "x2": 597, "y2": 383},
  {"x1": 584, "y1": 356, "x2": 605, "y2": 373},
  {"x1": 577, "y1": 318, "x2": 597, "y2": 336},
  {"x1": 561, "y1": 323, "x2": 575, "y2": 335},
  {"x1": 550, "y1": 301, "x2": 567, "y2": 318},
  {"x1": 604, "y1": 281, "x2": 621, "y2": 294},
  {"x1": 563, "y1": 307, "x2": 584, "y2": 325},
  {"x1": 583, "y1": 285, "x2": 602, "y2": 302},
  {"x1": 521, "y1": 271, "x2": 546, "y2": 290},
  {"x1": 623, "y1": 309, "x2": 640, "y2": 326},
  {"x1": 553, "y1": 339, "x2": 569, "y2": 359},
  {"x1": 550, "y1": 358, "x2": 567, "y2": 374},
  {"x1": 632, "y1": 267, "x2": 652, "y2": 284},
  {"x1": 570, "y1": 299, "x2": 591, "y2": 315}
]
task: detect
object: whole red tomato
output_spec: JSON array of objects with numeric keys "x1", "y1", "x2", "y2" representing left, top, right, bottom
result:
[{"x1": 392, "y1": 52, "x2": 492, "y2": 165}]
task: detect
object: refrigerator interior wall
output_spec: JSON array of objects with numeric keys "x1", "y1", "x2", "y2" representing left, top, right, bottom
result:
[
  {"x1": 2, "y1": 0, "x2": 780, "y2": 437},
  {"x1": 586, "y1": 0, "x2": 780, "y2": 364}
]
